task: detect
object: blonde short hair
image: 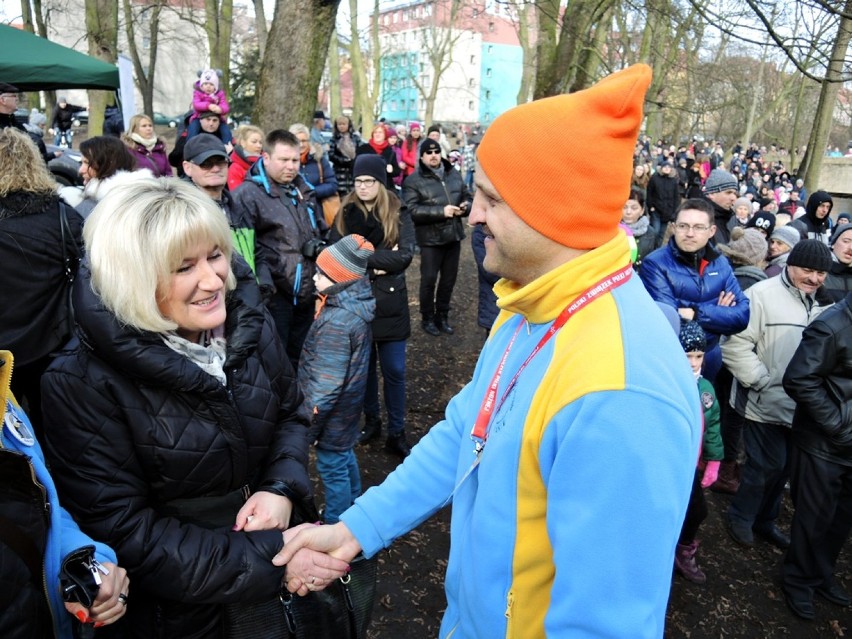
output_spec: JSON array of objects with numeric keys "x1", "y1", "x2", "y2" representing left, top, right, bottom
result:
[
  {"x1": 288, "y1": 123, "x2": 310, "y2": 138},
  {"x1": 84, "y1": 178, "x2": 236, "y2": 333},
  {"x1": 234, "y1": 124, "x2": 264, "y2": 146}
]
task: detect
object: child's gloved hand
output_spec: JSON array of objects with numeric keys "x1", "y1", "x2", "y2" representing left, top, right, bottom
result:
[{"x1": 700, "y1": 460, "x2": 721, "y2": 488}]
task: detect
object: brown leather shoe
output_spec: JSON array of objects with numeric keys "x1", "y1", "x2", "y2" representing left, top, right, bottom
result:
[{"x1": 710, "y1": 461, "x2": 740, "y2": 495}]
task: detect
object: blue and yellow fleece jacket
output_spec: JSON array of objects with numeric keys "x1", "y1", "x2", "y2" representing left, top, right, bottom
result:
[{"x1": 341, "y1": 233, "x2": 701, "y2": 638}]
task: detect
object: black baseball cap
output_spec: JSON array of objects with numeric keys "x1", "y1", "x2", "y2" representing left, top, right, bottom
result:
[{"x1": 184, "y1": 133, "x2": 229, "y2": 164}]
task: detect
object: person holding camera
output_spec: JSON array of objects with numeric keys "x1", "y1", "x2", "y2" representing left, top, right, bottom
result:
[{"x1": 233, "y1": 129, "x2": 328, "y2": 369}]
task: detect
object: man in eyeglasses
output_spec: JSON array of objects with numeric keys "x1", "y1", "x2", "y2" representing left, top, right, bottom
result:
[
  {"x1": 639, "y1": 198, "x2": 750, "y2": 382},
  {"x1": 403, "y1": 137, "x2": 472, "y2": 336}
]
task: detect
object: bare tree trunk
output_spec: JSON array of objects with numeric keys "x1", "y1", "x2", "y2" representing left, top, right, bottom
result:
[
  {"x1": 255, "y1": 0, "x2": 341, "y2": 132},
  {"x1": 123, "y1": 0, "x2": 162, "y2": 118},
  {"x1": 327, "y1": 28, "x2": 341, "y2": 119},
  {"x1": 533, "y1": 0, "x2": 560, "y2": 99},
  {"x1": 799, "y1": 0, "x2": 852, "y2": 191},
  {"x1": 252, "y1": 0, "x2": 268, "y2": 58},
  {"x1": 790, "y1": 78, "x2": 808, "y2": 172},
  {"x1": 367, "y1": 0, "x2": 381, "y2": 122},
  {"x1": 347, "y1": 0, "x2": 367, "y2": 130},
  {"x1": 84, "y1": 0, "x2": 119, "y2": 135},
  {"x1": 515, "y1": 0, "x2": 535, "y2": 104},
  {"x1": 204, "y1": 0, "x2": 234, "y2": 90}
]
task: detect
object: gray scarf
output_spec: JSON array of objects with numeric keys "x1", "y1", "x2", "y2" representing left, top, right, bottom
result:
[{"x1": 161, "y1": 327, "x2": 227, "y2": 385}]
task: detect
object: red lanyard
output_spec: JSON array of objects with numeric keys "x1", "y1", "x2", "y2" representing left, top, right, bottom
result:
[{"x1": 470, "y1": 264, "x2": 633, "y2": 455}]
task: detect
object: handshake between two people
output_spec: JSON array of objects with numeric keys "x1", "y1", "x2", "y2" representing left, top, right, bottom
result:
[
  {"x1": 276, "y1": 522, "x2": 363, "y2": 596},
  {"x1": 233, "y1": 490, "x2": 362, "y2": 597}
]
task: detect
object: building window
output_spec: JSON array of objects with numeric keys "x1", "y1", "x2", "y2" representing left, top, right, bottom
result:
[
  {"x1": 487, "y1": 45, "x2": 493, "y2": 54},
  {"x1": 486, "y1": 68, "x2": 492, "y2": 77},
  {"x1": 468, "y1": 101, "x2": 474, "y2": 110},
  {"x1": 469, "y1": 78, "x2": 475, "y2": 87},
  {"x1": 393, "y1": 11, "x2": 398, "y2": 23},
  {"x1": 489, "y1": 22, "x2": 495, "y2": 32},
  {"x1": 391, "y1": 100, "x2": 397, "y2": 111},
  {"x1": 485, "y1": 90, "x2": 491, "y2": 99},
  {"x1": 470, "y1": 55, "x2": 476, "y2": 64}
]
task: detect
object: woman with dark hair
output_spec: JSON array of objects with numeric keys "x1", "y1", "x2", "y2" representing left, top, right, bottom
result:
[
  {"x1": 0, "y1": 127, "x2": 82, "y2": 439},
  {"x1": 329, "y1": 154, "x2": 415, "y2": 458},
  {"x1": 329, "y1": 115, "x2": 362, "y2": 196},
  {"x1": 40, "y1": 178, "x2": 348, "y2": 638},
  {"x1": 621, "y1": 187, "x2": 659, "y2": 270},
  {"x1": 62, "y1": 135, "x2": 150, "y2": 218}
]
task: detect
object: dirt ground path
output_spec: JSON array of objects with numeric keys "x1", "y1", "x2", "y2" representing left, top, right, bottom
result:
[{"x1": 330, "y1": 238, "x2": 851, "y2": 639}]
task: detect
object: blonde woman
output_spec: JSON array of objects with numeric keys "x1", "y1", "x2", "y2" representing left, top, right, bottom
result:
[
  {"x1": 122, "y1": 113, "x2": 172, "y2": 177},
  {"x1": 228, "y1": 124, "x2": 264, "y2": 191},
  {"x1": 0, "y1": 127, "x2": 82, "y2": 437},
  {"x1": 40, "y1": 178, "x2": 347, "y2": 638}
]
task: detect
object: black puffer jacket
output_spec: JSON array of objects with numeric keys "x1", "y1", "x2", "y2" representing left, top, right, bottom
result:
[
  {"x1": 41, "y1": 261, "x2": 312, "y2": 639},
  {"x1": 0, "y1": 192, "x2": 81, "y2": 366},
  {"x1": 783, "y1": 292, "x2": 852, "y2": 467},
  {"x1": 329, "y1": 192, "x2": 415, "y2": 341},
  {"x1": 402, "y1": 159, "x2": 471, "y2": 247}
]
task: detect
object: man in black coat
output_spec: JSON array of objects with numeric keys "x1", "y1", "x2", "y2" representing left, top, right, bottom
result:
[
  {"x1": 781, "y1": 292, "x2": 852, "y2": 620},
  {"x1": 402, "y1": 138, "x2": 472, "y2": 336}
]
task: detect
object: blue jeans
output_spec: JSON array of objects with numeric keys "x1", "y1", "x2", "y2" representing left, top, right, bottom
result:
[
  {"x1": 364, "y1": 340, "x2": 407, "y2": 436},
  {"x1": 54, "y1": 128, "x2": 73, "y2": 147},
  {"x1": 315, "y1": 448, "x2": 361, "y2": 524},
  {"x1": 187, "y1": 118, "x2": 233, "y2": 144}
]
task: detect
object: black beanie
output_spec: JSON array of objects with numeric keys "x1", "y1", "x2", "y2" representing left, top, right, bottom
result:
[
  {"x1": 419, "y1": 138, "x2": 442, "y2": 157},
  {"x1": 352, "y1": 154, "x2": 387, "y2": 187},
  {"x1": 678, "y1": 320, "x2": 706, "y2": 353},
  {"x1": 786, "y1": 239, "x2": 833, "y2": 272}
]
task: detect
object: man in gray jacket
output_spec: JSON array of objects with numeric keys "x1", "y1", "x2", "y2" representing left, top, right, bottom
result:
[{"x1": 721, "y1": 239, "x2": 834, "y2": 549}]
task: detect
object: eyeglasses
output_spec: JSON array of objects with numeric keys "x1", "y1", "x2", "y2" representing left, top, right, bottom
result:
[
  {"x1": 196, "y1": 158, "x2": 229, "y2": 170},
  {"x1": 674, "y1": 223, "x2": 711, "y2": 233},
  {"x1": 423, "y1": 150, "x2": 441, "y2": 156},
  {"x1": 354, "y1": 178, "x2": 377, "y2": 187}
]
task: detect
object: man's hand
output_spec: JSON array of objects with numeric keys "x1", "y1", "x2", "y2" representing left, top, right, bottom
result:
[
  {"x1": 64, "y1": 561, "x2": 129, "y2": 627},
  {"x1": 234, "y1": 491, "x2": 293, "y2": 532},
  {"x1": 280, "y1": 526, "x2": 351, "y2": 596},
  {"x1": 678, "y1": 307, "x2": 695, "y2": 321},
  {"x1": 274, "y1": 521, "x2": 362, "y2": 595},
  {"x1": 444, "y1": 204, "x2": 460, "y2": 218},
  {"x1": 717, "y1": 291, "x2": 736, "y2": 307}
]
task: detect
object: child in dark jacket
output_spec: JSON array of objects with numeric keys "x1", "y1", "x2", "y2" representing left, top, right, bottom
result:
[
  {"x1": 675, "y1": 320, "x2": 724, "y2": 584},
  {"x1": 297, "y1": 235, "x2": 376, "y2": 523}
]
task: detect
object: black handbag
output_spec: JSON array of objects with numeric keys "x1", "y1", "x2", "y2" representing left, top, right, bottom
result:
[
  {"x1": 224, "y1": 553, "x2": 378, "y2": 639},
  {"x1": 223, "y1": 497, "x2": 378, "y2": 639},
  {"x1": 58, "y1": 201, "x2": 81, "y2": 333}
]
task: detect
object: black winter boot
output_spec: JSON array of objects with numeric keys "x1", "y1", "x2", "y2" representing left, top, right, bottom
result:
[
  {"x1": 421, "y1": 317, "x2": 440, "y2": 336},
  {"x1": 385, "y1": 432, "x2": 411, "y2": 458},
  {"x1": 358, "y1": 414, "x2": 382, "y2": 444},
  {"x1": 435, "y1": 313, "x2": 454, "y2": 335}
]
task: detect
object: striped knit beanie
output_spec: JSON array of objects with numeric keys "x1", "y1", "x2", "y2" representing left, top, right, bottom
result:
[
  {"x1": 316, "y1": 234, "x2": 374, "y2": 283},
  {"x1": 476, "y1": 64, "x2": 652, "y2": 249}
]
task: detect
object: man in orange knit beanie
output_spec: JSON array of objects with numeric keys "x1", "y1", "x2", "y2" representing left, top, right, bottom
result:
[{"x1": 275, "y1": 65, "x2": 702, "y2": 638}]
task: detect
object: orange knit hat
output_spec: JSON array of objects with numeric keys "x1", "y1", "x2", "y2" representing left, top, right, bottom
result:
[{"x1": 477, "y1": 64, "x2": 652, "y2": 249}]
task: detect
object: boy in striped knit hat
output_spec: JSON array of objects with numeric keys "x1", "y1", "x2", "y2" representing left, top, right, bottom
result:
[{"x1": 298, "y1": 235, "x2": 376, "y2": 523}]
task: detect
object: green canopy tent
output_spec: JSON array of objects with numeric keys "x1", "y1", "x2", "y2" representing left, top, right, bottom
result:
[{"x1": 0, "y1": 24, "x2": 119, "y2": 91}]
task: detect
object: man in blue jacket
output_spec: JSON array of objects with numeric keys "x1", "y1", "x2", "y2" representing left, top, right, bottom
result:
[{"x1": 640, "y1": 198, "x2": 750, "y2": 381}]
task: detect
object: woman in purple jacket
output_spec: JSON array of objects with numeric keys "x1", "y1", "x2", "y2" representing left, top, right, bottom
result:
[{"x1": 122, "y1": 114, "x2": 173, "y2": 177}]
